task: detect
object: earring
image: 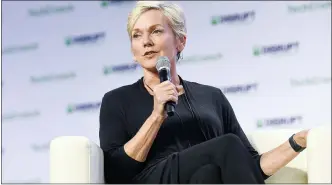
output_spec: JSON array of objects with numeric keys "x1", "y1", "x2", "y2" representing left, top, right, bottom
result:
[{"x1": 176, "y1": 52, "x2": 183, "y2": 64}]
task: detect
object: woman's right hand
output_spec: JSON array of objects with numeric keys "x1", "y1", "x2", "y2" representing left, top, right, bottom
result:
[
  {"x1": 123, "y1": 81, "x2": 183, "y2": 163},
  {"x1": 152, "y1": 81, "x2": 181, "y2": 119}
]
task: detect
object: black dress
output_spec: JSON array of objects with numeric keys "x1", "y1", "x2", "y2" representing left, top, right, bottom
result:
[{"x1": 99, "y1": 76, "x2": 269, "y2": 184}]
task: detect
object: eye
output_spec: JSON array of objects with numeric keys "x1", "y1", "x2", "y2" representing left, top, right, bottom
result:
[
  {"x1": 132, "y1": 33, "x2": 140, "y2": 38},
  {"x1": 153, "y1": 29, "x2": 163, "y2": 34}
]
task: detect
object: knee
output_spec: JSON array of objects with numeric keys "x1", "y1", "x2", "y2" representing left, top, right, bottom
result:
[
  {"x1": 205, "y1": 134, "x2": 246, "y2": 157},
  {"x1": 219, "y1": 134, "x2": 245, "y2": 150},
  {"x1": 221, "y1": 133, "x2": 243, "y2": 145}
]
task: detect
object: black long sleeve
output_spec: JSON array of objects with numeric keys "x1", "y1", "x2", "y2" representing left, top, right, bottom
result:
[
  {"x1": 98, "y1": 77, "x2": 270, "y2": 183},
  {"x1": 99, "y1": 90, "x2": 145, "y2": 183},
  {"x1": 218, "y1": 89, "x2": 270, "y2": 180}
]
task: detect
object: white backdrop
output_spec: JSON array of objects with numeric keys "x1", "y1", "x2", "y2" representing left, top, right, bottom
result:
[{"x1": 1, "y1": 1, "x2": 331, "y2": 183}]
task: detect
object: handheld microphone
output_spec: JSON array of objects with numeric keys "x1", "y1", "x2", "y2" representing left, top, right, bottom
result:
[{"x1": 156, "y1": 56, "x2": 176, "y2": 117}]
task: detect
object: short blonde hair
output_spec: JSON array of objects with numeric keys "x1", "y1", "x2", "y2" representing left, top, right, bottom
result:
[{"x1": 127, "y1": 1, "x2": 187, "y2": 40}]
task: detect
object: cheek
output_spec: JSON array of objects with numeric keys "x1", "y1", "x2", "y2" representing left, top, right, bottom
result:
[
  {"x1": 159, "y1": 35, "x2": 176, "y2": 53},
  {"x1": 131, "y1": 43, "x2": 142, "y2": 56}
]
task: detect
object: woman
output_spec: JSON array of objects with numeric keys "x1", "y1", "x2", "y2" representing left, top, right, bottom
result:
[{"x1": 99, "y1": 1, "x2": 309, "y2": 184}]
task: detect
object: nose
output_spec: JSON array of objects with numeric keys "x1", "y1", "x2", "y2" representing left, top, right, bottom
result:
[{"x1": 143, "y1": 34, "x2": 154, "y2": 48}]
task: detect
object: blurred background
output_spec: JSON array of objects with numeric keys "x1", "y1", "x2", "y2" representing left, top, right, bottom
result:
[{"x1": 1, "y1": 0, "x2": 331, "y2": 183}]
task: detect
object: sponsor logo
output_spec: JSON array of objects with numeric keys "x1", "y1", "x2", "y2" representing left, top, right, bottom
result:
[
  {"x1": 2, "y1": 110, "x2": 40, "y2": 121},
  {"x1": 253, "y1": 42, "x2": 299, "y2": 56},
  {"x1": 2, "y1": 43, "x2": 38, "y2": 55},
  {"x1": 221, "y1": 83, "x2": 258, "y2": 94},
  {"x1": 65, "y1": 32, "x2": 106, "y2": 46},
  {"x1": 30, "y1": 72, "x2": 76, "y2": 83},
  {"x1": 100, "y1": 0, "x2": 124, "y2": 7},
  {"x1": 288, "y1": 2, "x2": 331, "y2": 13},
  {"x1": 67, "y1": 101, "x2": 101, "y2": 114},
  {"x1": 180, "y1": 53, "x2": 222, "y2": 64},
  {"x1": 211, "y1": 11, "x2": 255, "y2": 25},
  {"x1": 290, "y1": 76, "x2": 331, "y2": 87},
  {"x1": 103, "y1": 63, "x2": 140, "y2": 75},
  {"x1": 257, "y1": 116, "x2": 303, "y2": 128},
  {"x1": 28, "y1": 4, "x2": 74, "y2": 16},
  {"x1": 31, "y1": 142, "x2": 50, "y2": 152}
]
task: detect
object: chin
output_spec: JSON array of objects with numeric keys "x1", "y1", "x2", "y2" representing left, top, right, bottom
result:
[
  {"x1": 141, "y1": 58, "x2": 157, "y2": 68},
  {"x1": 141, "y1": 63, "x2": 158, "y2": 73},
  {"x1": 144, "y1": 65, "x2": 158, "y2": 72}
]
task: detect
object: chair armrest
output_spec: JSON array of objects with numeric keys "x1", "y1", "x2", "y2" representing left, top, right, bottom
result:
[
  {"x1": 307, "y1": 125, "x2": 331, "y2": 183},
  {"x1": 248, "y1": 129, "x2": 307, "y2": 171},
  {"x1": 248, "y1": 129, "x2": 308, "y2": 183},
  {"x1": 49, "y1": 136, "x2": 104, "y2": 183}
]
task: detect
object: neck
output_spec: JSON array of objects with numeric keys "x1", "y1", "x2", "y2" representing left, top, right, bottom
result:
[{"x1": 143, "y1": 65, "x2": 180, "y2": 89}]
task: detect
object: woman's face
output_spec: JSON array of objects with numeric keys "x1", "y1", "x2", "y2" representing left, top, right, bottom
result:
[{"x1": 131, "y1": 9, "x2": 185, "y2": 72}]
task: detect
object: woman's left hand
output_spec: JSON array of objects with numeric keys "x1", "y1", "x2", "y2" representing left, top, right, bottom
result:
[{"x1": 293, "y1": 129, "x2": 310, "y2": 147}]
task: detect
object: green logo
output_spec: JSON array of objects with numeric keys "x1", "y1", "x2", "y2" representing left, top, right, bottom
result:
[
  {"x1": 211, "y1": 17, "x2": 219, "y2": 25},
  {"x1": 101, "y1": 1, "x2": 109, "y2": 7},
  {"x1": 103, "y1": 66, "x2": 111, "y2": 75},
  {"x1": 64, "y1": 32, "x2": 106, "y2": 46},
  {"x1": 256, "y1": 120, "x2": 264, "y2": 128},
  {"x1": 100, "y1": 1, "x2": 123, "y2": 8},
  {"x1": 180, "y1": 53, "x2": 222, "y2": 63},
  {"x1": 67, "y1": 105, "x2": 75, "y2": 113},
  {"x1": 66, "y1": 102, "x2": 101, "y2": 114},
  {"x1": 256, "y1": 116, "x2": 303, "y2": 128},
  {"x1": 2, "y1": 111, "x2": 40, "y2": 121},
  {"x1": 252, "y1": 42, "x2": 299, "y2": 57},
  {"x1": 65, "y1": 38, "x2": 72, "y2": 46},
  {"x1": 29, "y1": 4, "x2": 74, "y2": 17},
  {"x1": 288, "y1": 2, "x2": 331, "y2": 13},
  {"x1": 30, "y1": 72, "x2": 76, "y2": 83},
  {"x1": 103, "y1": 63, "x2": 140, "y2": 75},
  {"x1": 2, "y1": 43, "x2": 38, "y2": 55},
  {"x1": 253, "y1": 48, "x2": 261, "y2": 56}
]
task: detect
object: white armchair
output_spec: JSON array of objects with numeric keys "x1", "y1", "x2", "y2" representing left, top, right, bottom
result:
[{"x1": 49, "y1": 125, "x2": 331, "y2": 183}]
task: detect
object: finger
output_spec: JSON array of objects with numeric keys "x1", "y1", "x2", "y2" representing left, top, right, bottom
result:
[
  {"x1": 163, "y1": 83, "x2": 176, "y2": 91},
  {"x1": 165, "y1": 88, "x2": 178, "y2": 96},
  {"x1": 153, "y1": 81, "x2": 170, "y2": 92},
  {"x1": 176, "y1": 85, "x2": 184, "y2": 93},
  {"x1": 160, "y1": 80, "x2": 172, "y2": 87},
  {"x1": 168, "y1": 95, "x2": 178, "y2": 103}
]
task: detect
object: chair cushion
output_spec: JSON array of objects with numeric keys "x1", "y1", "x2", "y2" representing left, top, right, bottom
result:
[{"x1": 49, "y1": 136, "x2": 104, "y2": 183}]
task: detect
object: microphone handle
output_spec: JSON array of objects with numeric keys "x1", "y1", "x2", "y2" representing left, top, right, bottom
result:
[
  {"x1": 158, "y1": 68, "x2": 176, "y2": 117},
  {"x1": 165, "y1": 101, "x2": 176, "y2": 116}
]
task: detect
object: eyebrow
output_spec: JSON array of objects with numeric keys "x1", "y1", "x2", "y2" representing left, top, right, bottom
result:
[{"x1": 132, "y1": 24, "x2": 163, "y2": 33}]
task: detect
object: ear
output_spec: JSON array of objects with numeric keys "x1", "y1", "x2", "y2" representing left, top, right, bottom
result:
[{"x1": 177, "y1": 36, "x2": 186, "y2": 52}]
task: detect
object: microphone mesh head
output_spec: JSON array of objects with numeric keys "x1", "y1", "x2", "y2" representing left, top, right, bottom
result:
[{"x1": 156, "y1": 56, "x2": 170, "y2": 71}]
